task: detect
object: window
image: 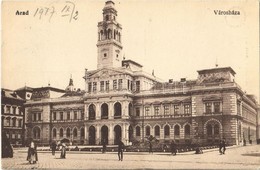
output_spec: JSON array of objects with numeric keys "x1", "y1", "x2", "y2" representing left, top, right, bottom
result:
[
  {"x1": 155, "y1": 126, "x2": 160, "y2": 136},
  {"x1": 136, "y1": 81, "x2": 140, "y2": 92},
  {"x1": 106, "y1": 15, "x2": 109, "y2": 21},
  {"x1": 214, "y1": 124, "x2": 219, "y2": 135},
  {"x1": 207, "y1": 124, "x2": 212, "y2": 136},
  {"x1": 12, "y1": 118, "x2": 16, "y2": 127},
  {"x1": 174, "y1": 125, "x2": 180, "y2": 136},
  {"x1": 60, "y1": 129, "x2": 63, "y2": 137},
  {"x1": 53, "y1": 129, "x2": 57, "y2": 138},
  {"x1": 12, "y1": 134, "x2": 15, "y2": 139},
  {"x1": 154, "y1": 106, "x2": 160, "y2": 116},
  {"x1": 18, "y1": 119, "x2": 22, "y2": 127},
  {"x1": 136, "y1": 126, "x2": 141, "y2": 136},
  {"x1": 66, "y1": 128, "x2": 70, "y2": 137},
  {"x1": 214, "y1": 102, "x2": 220, "y2": 113},
  {"x1": 73, "y1": 128, "x2": 77, "y2": 138},
  {"x1": 38, "y1": 113, "x2": 41, "y2": 121},
  {"x1": 145, "y1": 107, "x2": 150, "y2": 116},
  {"x1": 164, "y1": 105, "x2": 170, "y2": 115},
  {"x1": 67, "y1": 111, "x2": 70, "y2": 120},
  {"x1": 118, "y1": 79, "x2": 123, "y2": 90},
  {"x1": 136, "y1": 108, "x2": 140, "y2": 117},
  {"x1": 104, "y1": 53, "x2": 107, "y2": 57},
  {"x1": 6, "y1": 106, "x2": 11, "y2": 113},
  {"x1": 185, "y1": 125, "x2": 190, "y2": 137},
  {"x1": 174, "y1": 105, "x2": 179, "y2": 115},
  {"x1": 88, "y1": 83, "x2": 92, "y2": 92},
  {"x1": 164, "y1": 125, "x2": 170, "y2": 137},
  {"x1": 184, "y1": 104, "x2": 190, "y2": 114},
  {"x1": 127, "y1": 80, "x2": 130, "y2": 90},
  {"x1": 74, "y1": 111, "x2": 77, "y2": 120},
  {"x1": 81, "y1": 111, "x2": 84, "y2": 119},
  {"x1": 105, "y1": 81, "x2": 109, "y2": 91},
  {"x1": 100, "y1": 81, "x2": 104, "y2": 91},
  {"x1": 33, "y1": 113, "x2": 37, "y2": 121},
  {"x1": 2, "y1": 105, "x2": 4, "y2": 114},
  {"x1": 205, "y1": 103, "x2": 212, "y2": 113},
  {"x1": 237, "y1": 102, "x2": 241, "y2": 115},
  {"x1": 113, "y1": 80, "x2": 117, "y2": 90},
  {"x1": 93, "y1": 82, "x2": 97, "y2": 92},
  {"x1": 17, "y1": 134, "x2": 21, "y2": 139},
  {"x1": 13, "y1": 107, "x2": 16, "y2": 114},
  {"x1": 60, "y1": 112, "x2": 63, "y2": 120},
  {"x1": 53, "y1": 112, "x2": 57, "y2": 120}
]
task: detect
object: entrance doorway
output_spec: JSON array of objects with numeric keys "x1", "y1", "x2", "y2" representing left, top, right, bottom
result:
[
  {"x1": 89, "y1": 126, "x2": 96, "y2": 145},
  {"x1": 101, "y1": 125, "x2": 109, "y2": 145},
  {"x1": 114, "y1": 125, "x2": 121, "y2": 144}
]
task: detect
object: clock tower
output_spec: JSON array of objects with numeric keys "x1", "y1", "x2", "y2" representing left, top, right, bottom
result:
[{"x1": 97, "y1": 1, "x2": 123, "y2": 69}]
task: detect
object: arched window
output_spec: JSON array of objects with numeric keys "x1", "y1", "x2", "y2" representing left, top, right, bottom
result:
[
  {"x1": 114, "y1": 102, "x2": 122, "y2": 119},
  {"x1": 80, "y1": 128, "x2": 84, "y2": 139},
  {"x1": 128, "y1": 103, "x2": 133, "y2": 116},
  {"x1": 73, "y1": 128, "x2": 77, "y2": 138},
  {"x1": 145, "y1": 126, "x2": 150, "y2": 136},
  {"x1": 174, "y1": 125, "x2": 180, "y2": 136},
  {"x1": 106, "y1": 15, "x2": 109, "y2": 21},
  {"x1": 53, "y1": 128, "x2": 57, "y2": 138},
  {"x1": 66, "y1": 128, "x2": 70, "y2": 138},
  {"x1": 185, "y1": 124, "x2": 190, "y2": 137},
  {"x1": 136, "y1": 126, "x2": 141, "y2": 137},
  {"x1": 164, "y1": 125, "x2": 170, "y2": 137},
  {"x1": 12, "y1": 118, "x2": 16, "y2": 127},
  {"x1": 89, "y1": 104, "x2": 96, "y2": 120},
  {"x1": 101, "y1": 103, "x2": 109, "y2": 119},
  {"x1": 154, "y1": 125, "x2": 160, "y2": 137},
  {"x1": 60, "y1": 128, "x2": 63, "y2": 138}
]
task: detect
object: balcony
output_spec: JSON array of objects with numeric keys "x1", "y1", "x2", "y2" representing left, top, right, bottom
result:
[
  {"x1": 203, "y1": 112, "x2": 223, "y2": 115},
  {"x1": 132, "y1": 113, "x2": 192, "y2": 120},
  {"x1": 51, "y1": 119, "x2": 84, "y2": 123}
]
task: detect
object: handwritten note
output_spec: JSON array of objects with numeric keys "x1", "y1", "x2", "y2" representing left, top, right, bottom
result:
[{"x1": 33, "y1": 1, "x2": 78, "y2": 23}]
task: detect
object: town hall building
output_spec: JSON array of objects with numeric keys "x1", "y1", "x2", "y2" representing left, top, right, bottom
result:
[{"x1": 24, "y1": 1, "x2": 259, "y2": 146}]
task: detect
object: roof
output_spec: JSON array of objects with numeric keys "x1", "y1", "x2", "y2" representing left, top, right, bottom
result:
[
  {"x1": 122, "y1": 60, "x2": 143, "y2": 68},
  {"x1": 197, "y1": 67, "x2": 236, "y2": 76},
  {"x1": 2, "y1": 89, "x2": 24, "y2": 101},
  {"x1": 15, "y1": 86, "x2": 34, "y2": 92},
  {"x1": 33, "y1": 86, "x2": 65, "y2": 93}
]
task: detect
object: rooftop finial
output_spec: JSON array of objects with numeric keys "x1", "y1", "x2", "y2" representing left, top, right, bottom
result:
[{"x1": 215, "y1": 57, "x2": 219, "y2": 67}]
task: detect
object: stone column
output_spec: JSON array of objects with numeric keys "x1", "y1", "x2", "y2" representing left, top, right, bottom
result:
[
  {"x1": 84, "y1": 104, "x2": 88, "y2": 120},
  {"x1": 96, "y1": 103, "x2": 100, "y2": 120},
  {"x1": 96, "y1": 125, "x2": 100, "y2": 144},
  {"x1": 109, "y1": 102, "x2": 113, "y2": 119},
  {"x1": 84, "y1": 124, "x2": 88, "y2": 144},
  {"x1": 109, "y1": 124, "x2": 114, "y2": 145},
  {"x1": 122, "y1": 123, "x2": 126, "y2": 142}
]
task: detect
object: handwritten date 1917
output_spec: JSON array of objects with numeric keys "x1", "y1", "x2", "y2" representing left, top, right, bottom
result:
[{"x1": 33, "y1": 1, "x2": 78, "y2": 23}]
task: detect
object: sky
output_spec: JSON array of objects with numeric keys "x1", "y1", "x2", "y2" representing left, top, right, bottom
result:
[{"x1": 2, "y1": 0, "x2": 259, "y2": 101}]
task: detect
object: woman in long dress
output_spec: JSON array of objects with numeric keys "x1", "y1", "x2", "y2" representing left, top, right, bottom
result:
[
  {"x1": 60, "y1": 143, "x2": 66, "y2": 159},
  {"x1": 27, "y1": 141, "x2": 38, "y2": 164}
]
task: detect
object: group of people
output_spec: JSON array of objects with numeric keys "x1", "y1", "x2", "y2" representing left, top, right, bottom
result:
[{"x1": 26, "y1": 138, "x2": 227, "y2": 164}]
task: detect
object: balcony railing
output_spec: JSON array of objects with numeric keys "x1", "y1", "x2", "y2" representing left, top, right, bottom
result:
[
  {"x1": 133, "y1": 114, "x2": 192, "y2": 119},
  {"x1": 203, "y1": 112, "x2": 223, "y2": 115},
  {"x1": 51, "y1": 119, "x2": 84, "y2": 123}
]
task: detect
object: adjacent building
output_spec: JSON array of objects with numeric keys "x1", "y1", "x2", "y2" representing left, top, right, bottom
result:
[{"x1": 23, "y1": 1, "x2": 259, "y2": 146}]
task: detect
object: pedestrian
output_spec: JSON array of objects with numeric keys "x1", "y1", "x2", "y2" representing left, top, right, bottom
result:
[
  {"x1": 27, "y1": 140, "x2": 38, "y2": 164},
  {"x1": 222, "y1": 138, "x2": 226, "y2": 154},
  {"x1": 60, "y1": 143, "x2": 66, "y2": 159},
  {"x1": 102, "y1": 139, "x2": 107, "y2": 153},
  {"x1": 170, "y1": 140, "x2": 177, "y2": 155},
  {"x1": 219, "y1": 139, "x2": 223, "y2": 154},
  {"x1": 149, "y1": 141, "x2": 153, "y2": 154},
  {"x1": 50, "y1": 141, "x2": 57, "y2": 156},
  {"x1": 118, "y1": 139, "x2": 124, "y2": 161}
]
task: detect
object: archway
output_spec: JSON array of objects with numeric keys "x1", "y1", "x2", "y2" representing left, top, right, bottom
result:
[
  {"x1": 89, "y1": 104, "x2": 96, "y2": 120},
  {"x1": 101, "y1": 103, "x2": 108, "y2": 119},
  {"x1": 114, "y1": 125, "x2": 121, "y2": 144},
  {"x1": 101, "y1": 125, "x2": 109, "y2": 145},
  {"x1": 89, "y1": 126, "x2": 96, "y2": 145},
  {"x1": 128, "y1": 126, "x2": 133, "y2": 142},
  {"x1": 114, "y1": 102, "x2": 122, "y2": 119},
  {"x1": 33, "y1": 126, "x2": 41, "y2": 139}
]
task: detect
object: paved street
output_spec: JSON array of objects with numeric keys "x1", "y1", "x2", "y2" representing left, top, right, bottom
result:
[{"x1": 1, "y1": 145, "x2": 260, "y2": 169}]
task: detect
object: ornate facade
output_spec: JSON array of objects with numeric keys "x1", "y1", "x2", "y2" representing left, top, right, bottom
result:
[{"x1": 24, "y1": 1, "x2": 259, "y2": 146}]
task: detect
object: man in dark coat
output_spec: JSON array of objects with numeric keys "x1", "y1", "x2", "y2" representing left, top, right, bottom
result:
[
  {"x1": 51, "y1": 142, "x2": 57, "y2": 156},
  {"x1": 118, "y1": 140, "x2": 124, "y2": 161},
  {"x1": 149, "y1": 141, "x2": 153, "y2": 154},
  {"x1": 219, "y1": 139, "x2": 223, "y2": 154},
  {"x1": 222, "y1": 138, "x2": 226, "y2": 154},
  {"x1": 170, "y1": 140, "x2": 177, "y2": 155}
]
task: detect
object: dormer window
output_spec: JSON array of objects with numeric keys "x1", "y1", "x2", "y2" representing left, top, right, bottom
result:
[{"x1": 104, "y1": 53, "x2": 107, "y2": 58}]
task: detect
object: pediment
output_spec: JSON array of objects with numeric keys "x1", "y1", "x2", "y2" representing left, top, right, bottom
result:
[{"x1": 87, "y1": 68, "x2": 128, "y2": 79}]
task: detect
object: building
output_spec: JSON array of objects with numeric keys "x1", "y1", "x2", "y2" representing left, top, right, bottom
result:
[
  {"x1": 24, "y1": 1, "x2": 259, "y2": 146},
  {"x1": 1, "y1": 88, "x2": 26, "y2": 145}
]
